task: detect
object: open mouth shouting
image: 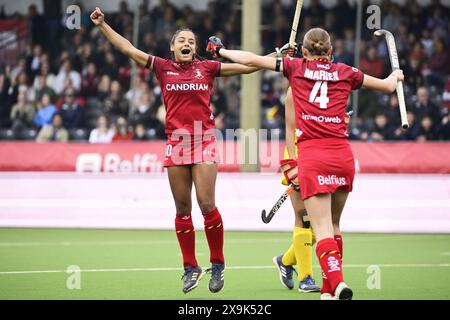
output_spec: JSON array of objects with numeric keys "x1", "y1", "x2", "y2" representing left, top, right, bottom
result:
[{"x1": 181, "y1": 48, "x2": 192, "y2": 56}]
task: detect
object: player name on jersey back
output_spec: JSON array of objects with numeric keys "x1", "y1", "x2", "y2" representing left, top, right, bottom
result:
[{"x1": 304, "y1": 68, "x2": 340, "y2": 81}]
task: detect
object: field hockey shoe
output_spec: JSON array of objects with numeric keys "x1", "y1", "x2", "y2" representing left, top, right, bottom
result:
[
  {"x1": 181, "y1": 266, "x2": 203, "y2": 294},
  {"x1": 272, "y1": 255, "x2": 295, "y2": 290},
  {"x1": 206, "y1": 263, "x2": 225, "y2": 293},
  {"x1": 299, "y1": 275, "x2": 321, "y2": 292},
  {"x1": 334, "y1": 282, "x2": 353, "y2": 300}
]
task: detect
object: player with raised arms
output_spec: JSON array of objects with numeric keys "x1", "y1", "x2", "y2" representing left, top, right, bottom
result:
[
  {"x1": 90, "y1": 7, "x2": 278, "y2": 294},
  {"x1": 207, "y1": 27, "x2": 404, "y2": 300}
]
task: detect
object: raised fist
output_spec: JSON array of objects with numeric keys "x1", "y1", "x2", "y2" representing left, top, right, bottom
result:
[
  {"x1": 206, "y1": 36, "x2": 224, "y2": 57},
  {"x1": 90, "y1": 7, "x2": 104, "y2": 26}
]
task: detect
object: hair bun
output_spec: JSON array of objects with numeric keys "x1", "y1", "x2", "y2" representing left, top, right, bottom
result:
[{"x1": 313, "y1": 41, "x2": 323, "y2": 50}]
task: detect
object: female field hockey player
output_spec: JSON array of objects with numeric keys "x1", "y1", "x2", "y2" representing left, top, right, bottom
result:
[
  {"x1": 90, "y1": 7, "x2": 275, "y2": 294},
  {"x1": 273, "y1": 86, "x2": 320, "y2": 294},
  {"x1": 207, "y1": 27, "x2": 404, "y2": 300}
]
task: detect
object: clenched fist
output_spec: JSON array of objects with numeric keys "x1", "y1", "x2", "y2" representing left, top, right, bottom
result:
[{"x1": 90, "y1": 7, "x2": 104, "y2": 26}]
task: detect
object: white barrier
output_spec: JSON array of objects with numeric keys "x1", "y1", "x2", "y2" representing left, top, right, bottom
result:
[{"x1": 0, "y1": 172, "x2": 449, "y2": 233}]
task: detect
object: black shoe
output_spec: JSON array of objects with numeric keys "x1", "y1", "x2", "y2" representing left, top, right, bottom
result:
[
  {"x1": 181, "y1": 266, "x2": 203, "y2": 294},
  {"x1": 206, "y1": 263, "x2": 225, "y2": 293}
]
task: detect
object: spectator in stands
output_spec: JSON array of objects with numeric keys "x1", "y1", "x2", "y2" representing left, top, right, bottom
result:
[
  {"x1": 33, "y1": 60, "x2": 55, "y2": 91},
  {"x1": 128, "y1": 91, "x2": 160, "y2": 129},
  {"x1": 409, "y1": 41, "x2": 427, "y2": 63},
  {"x1": 36, "y1": 112, "x2": 69, "y2": 142},
  {"x1": 88, "y1": 114, "x2": 114, "y2": 144},
  {"x1": 367, "y1": 113, "x2": 395, "y2": 142},
  {"x1": 397, "y1": 111, "x2": 422, "y2": 141},
  {"x1": 97, "y1": 74, "x2": 111, "y2": 101},
  {"x1": 125, "y1": 76, "x2": 148, "y2": 111},
  {"x1": 28, "y1": 4, "x2": 46, "y2": 48},
  {"x1": 33, "y1": 75, "x2": 55, "y2": 103},
  {"x1": 384, "y1": 94, "x2": 401, "y2": 128},
  {"x1": 359, "y1": 46, "x2": 385, "y2": 79},
  {"x1": 0, "y1": 72, "x2": 12, "y2": 128},
  {"x1": 442, "y1": 79, "x2": 450, "y2": 112},
  {"x1": 112, "y1": 116, "x2": 132, "y2": 142},
  {"x1": 333, "y1": 39, "x2": 353, "y2": 66},
  {"x1": 100, "y1": 51, "x2": 119, "y2": 79},
  {"x1": 10, "y1": 72, "x2": 35, "y2": 104},
  {"x1": 58, "y1": 88, "x2": 85, "y2": 129},
  {"x1": 34, "y1": 93, "x2": 57, "y2": 128},
  {"x1": 426, "y1": 37, "x2": 449, "y2": 88},
  {"x1": 154, "y1": 5, "x2": 179, "y2": 42},
  {"x1": 436, "y1": 115, "x2": 450, "y2": 140},
  {"x1": 103, "y1": 80, "x2": 129, "y2": 119},
  {"x1": 10, "y1": 92, "x2": 35, "y2": 135},
  {"x1": 416, "y1": 115, "x2": 437, "y2": 141},
  {"x1": 81, "y1": 62, "x2": 99, "y2": 98},
  {"x1": 27, "y1": 44, "x2": 43, "y2": 79},
  {"x1": 132, "y1": 122, "x2": 147, "y2": 141},
  {"x1": 10, "y1": 57, "x2": 26, "y2": 82},
  {"x1": 53, "y1": 59, "x2": 81, "y2": 94},
  {"x1": 382, "y1": 3, "x2": 403, "y2": 33},
  {"x1": 412, "y1": 87, "x2": 441, "y2": 124},
  {"x1": 404, "y1": 58, "x2": 424, "y2": 90}
]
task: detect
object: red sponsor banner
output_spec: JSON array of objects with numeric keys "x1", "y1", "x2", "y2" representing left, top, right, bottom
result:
[
  {"x1": 351, "y1": 142, "x2": 450, "y2": 174},
  {"x1": 0, "y1": 141, "x2": 449, "y2": 173}
]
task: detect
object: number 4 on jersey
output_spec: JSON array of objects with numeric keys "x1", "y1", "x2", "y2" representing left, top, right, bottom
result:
[{"x1": 309, "y1": 81, "x2": 329, "y2": 109}]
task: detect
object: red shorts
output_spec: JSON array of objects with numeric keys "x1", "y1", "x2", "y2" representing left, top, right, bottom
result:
[
  {"x1": 163, "y1": 133, "x2": 219, "y2": 167},
  {"x1": 297, "y1": 138, "x2": 355, "y2": 200}
]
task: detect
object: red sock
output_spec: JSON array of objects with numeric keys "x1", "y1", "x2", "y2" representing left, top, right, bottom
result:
[
  {"x1": 322, "y1": 235, "x2": 344, "y2": 294},
  {"x1": 321, "y1": 271, "x2": 332, "y2": 294},
  {"x1": 334, "y1": 235, "x2": 343, "y2": 258},
  {"x1": 175, "y1": 215, "x2": 197, "y2": 268},
  {"x1": 316, "y1": 238, "x2": 344, "y2": 293},
  {"x1": 202, "y1": 207, "x2": 224, "y2": 265}
]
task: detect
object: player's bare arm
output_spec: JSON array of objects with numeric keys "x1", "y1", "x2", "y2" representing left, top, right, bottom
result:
[
  {"x1": 362, "y1": 69, "x2": 404, "y2": 93},
  {"x1": 219, "y1": 49, "x2": 280, "y2": 72},
  {"x1": 206, "y1": 37, "x2": 278, "y2": 77},
  {"x1": 90, "y1": 7, "x2": 149, "y2": 68},
  {"x1": 284, "y1": 87, "x2": 296, "y2": 159}
]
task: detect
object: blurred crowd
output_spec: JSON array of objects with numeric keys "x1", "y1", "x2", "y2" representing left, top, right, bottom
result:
[{"x1": 0, "y1": 0, "x2": 449, "y2": 143}]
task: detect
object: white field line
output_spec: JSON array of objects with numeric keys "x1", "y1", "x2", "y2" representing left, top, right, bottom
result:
[
  {"x1": 1, "y1": 264, "x2": 450, "y2": 275},
  {"x1": 0, "y1": 235, "x2": 448, "y2": 247}
]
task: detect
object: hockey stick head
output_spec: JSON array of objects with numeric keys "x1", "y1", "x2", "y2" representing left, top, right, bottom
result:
[
  {"x1": 261, "y1": 209, "x2": 274, "y2": 224},
  {"x1": 374, "y1": 29, "x2": 399, "y2": 69},
  {"x1": 374, "y1": 29, "x2": 393, "y2": 38},
  {"x1": 374, "y1": 29, "x2": 408, "y2": 129}
]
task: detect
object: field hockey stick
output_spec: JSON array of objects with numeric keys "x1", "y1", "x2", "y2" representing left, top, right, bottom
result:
[
  {"x1": 289, "y1": 0, "x2": 303, "y2": 48},
  {"x1": 262, "y1": 1, "x2": 303, "y2": 225},
  {"x1": 374, "y1": 29, "x2": 409, "y2": 129},
  {"x1": 261, "y1": 185, "x2": 296, "y2": 224}
]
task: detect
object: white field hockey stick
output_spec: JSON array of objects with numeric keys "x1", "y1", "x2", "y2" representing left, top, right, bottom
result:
[
  {"x1": 289, "y1": 0, "x2": 304, "y2": 48},
  {"x1": 374, "y1": 29, "x2": 409, "y2": 129}
]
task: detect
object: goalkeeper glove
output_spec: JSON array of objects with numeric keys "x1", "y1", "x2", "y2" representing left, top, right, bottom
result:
[{"x1": 206, "y1": 36, "x2": 224, "y2": 58}]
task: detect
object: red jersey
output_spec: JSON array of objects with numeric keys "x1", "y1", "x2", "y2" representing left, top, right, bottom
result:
[
  {"x1": 151, "y1": 57, "x2": 221, "y2": 135},
  {"x1": 283, "y1": 57, "x2": 364, "y2": 141}
]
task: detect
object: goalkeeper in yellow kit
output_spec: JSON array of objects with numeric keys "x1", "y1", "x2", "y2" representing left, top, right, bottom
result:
[{"x1": 273, "y1": 87, "x2": 320, "y2": 293}]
